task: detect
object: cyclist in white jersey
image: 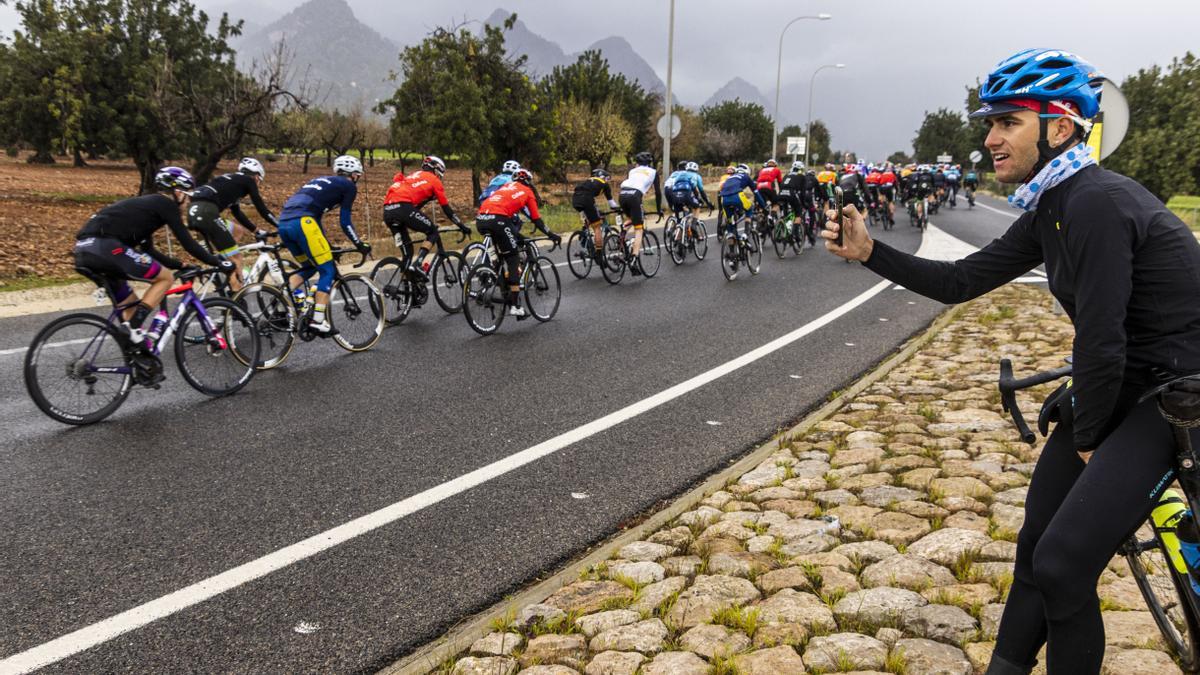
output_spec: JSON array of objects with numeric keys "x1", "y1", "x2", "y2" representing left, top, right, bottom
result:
[{"x1": 618, "y1": 151, "x2": 663, "y2": 271}]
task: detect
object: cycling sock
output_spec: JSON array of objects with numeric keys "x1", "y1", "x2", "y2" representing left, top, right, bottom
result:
[
  {"x1": 312, "y1": 303, "x2": 327, "y2": 324},
  {"x1": 130, "y1": 302, "x2": 152, "y2": 328}
]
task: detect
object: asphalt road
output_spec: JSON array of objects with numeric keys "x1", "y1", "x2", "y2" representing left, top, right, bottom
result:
[{"x1": 0, "y1": 193, "x2": 1020, "y2": 674}]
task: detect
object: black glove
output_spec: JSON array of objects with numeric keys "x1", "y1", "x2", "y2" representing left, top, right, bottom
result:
[
  {"x1": 457, "y1": 221, "x2": 471, "y2": 236},
  {"x1": 550, "y1": 232, "x2": 562, "y2": 245},
  {"x1": 356, "y1": 241, "x2": 372, "y2": 255}
]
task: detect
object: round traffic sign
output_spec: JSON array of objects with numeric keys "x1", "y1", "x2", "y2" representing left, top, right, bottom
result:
[
  {"x1": 657, "y1": 114, "x2": 681, "y2": 140},
  {"x1": 969, "y1": 150, "x2": 983, "y2": 164}
]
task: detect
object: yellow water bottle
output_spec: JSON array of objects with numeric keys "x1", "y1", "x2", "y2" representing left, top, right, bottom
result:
[{"x1": 1152, "y1": 489, "x2": 1189, "y2": 574}]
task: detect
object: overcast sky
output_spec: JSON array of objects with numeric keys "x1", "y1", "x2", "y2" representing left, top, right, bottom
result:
[{"x1": 2, "y1": 0, "x2": 1197, "y2": 160}]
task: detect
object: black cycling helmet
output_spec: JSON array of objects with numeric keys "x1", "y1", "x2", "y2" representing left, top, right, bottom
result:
[
  {"x1": 591, "y1": 167, "x2": 610, "y2": 179},
  {"x1": 676, "y1": 160, "x2": 687, "y2": 171},
  {"x1": 635, "y1": 151, "x2": 653, "y2": 166}
]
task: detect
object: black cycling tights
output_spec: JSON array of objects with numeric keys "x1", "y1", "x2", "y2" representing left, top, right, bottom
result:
[{"x1": 990, "y1": 395, "x2": 1186, "y2": 674}]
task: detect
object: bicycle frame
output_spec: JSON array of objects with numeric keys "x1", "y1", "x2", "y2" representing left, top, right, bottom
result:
[{"x1": 89, "y1": 281, "x2": 220, "y2": 378}]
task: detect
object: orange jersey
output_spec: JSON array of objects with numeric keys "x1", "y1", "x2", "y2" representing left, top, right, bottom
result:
[
  {"x1": 816, "y1": 170, "x2": 837, "y2": 184},
  {"x1": 478, "y1": 181, "x2": 541, "y2": 220},
  {"x1": 865, "y1": 172, "x2": 881, "y2": 185},
  {"x1": 879, "y1": 171, "x2": 897, "y2": 186},
  {"x1": 384, "y1": 170, "x2": 449, "y2": 207}
]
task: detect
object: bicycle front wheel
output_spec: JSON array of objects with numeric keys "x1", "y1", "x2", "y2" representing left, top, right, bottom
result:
[
  {"x1": 24, "y1": 313, "x2": 132, "y2": 425},
  {"x1": 433, "y1": 251, "x2": 466, "y2": 314},
  {"x1": 1125, "y1": 525, "x2": 1200, "y2": 671},
  {"x1": 233, "y1": 283, "x2": 297, "y2": 369},
  {"x1": 464, "y1": 264, "x2": 505, "y2": 335},
  {"x1": 371, "y1": 256, "x2": 414, "y2": 326},
  {"x1": 566, "y1": 230, "x2": 593, "y2": 279},
  {"x1": 691, "y1": 220, "x2": 708, "y2": 261},
  {"x1": 638, "y1": 230, "x2": 662, "y2": 278},
  {"x1": 175, "y1": 298, "x2": 259, "y2": 397},
  {"x1": 600, "y1": 233, "x2": 626, "y2": 285},
  {"x1": 525, "y1": 256, "x2": 561, "y2": 322},
  {"x1": 330, "y1": 274, "x2": 384, "y2": 352}
]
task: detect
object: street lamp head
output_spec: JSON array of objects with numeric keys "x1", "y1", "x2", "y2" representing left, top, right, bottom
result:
[
  {"x1": 817, "y1": 13, "x2": 832, "y2": 19},
  {"x1": 835, "y1": 63, "x2": 846, "y2": 68}
]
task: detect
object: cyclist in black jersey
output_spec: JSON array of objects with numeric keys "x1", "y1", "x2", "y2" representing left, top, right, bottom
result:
[
  {"x1": 779, "y1": 162, "x2": 809, "y2": 246},
  {"x1": 74, "y1": 166, "x2": 234, "y2": 346},
  {"x1": 572, "y1": 168, "x2": 620, "y2": 254},
  {"x1": 187, "y1": 157, "x2": 278, "y2": 291},
  {"x1": 823, "y1": 49, "x2": 1200, "y2": 675}
]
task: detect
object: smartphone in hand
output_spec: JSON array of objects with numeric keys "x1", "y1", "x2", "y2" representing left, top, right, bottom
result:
[{"x1": 832, "y1": 186, "x2": 845, "y2": 247}]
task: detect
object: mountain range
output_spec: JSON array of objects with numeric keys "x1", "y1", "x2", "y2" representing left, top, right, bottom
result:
[{"x1": 221, "y1": 0, "x2": 765, "y2": 112}]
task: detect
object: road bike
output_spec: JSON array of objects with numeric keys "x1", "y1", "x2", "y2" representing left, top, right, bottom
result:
[
  {"x1": 908, "y1": 197, "x2": 930, "y2": 232},
  {"x1": 718, "y1": 216, "x2": 762, "y2": 281},
  {"x1": 462, "y1": 235, "x2": 561, "y2": 335},
  {"x1": 232, "y1": 247, "x2": 384, "y2": 369},
  {"x1": 599, "y1": 217, "x2": 662, "y2": 285},
  {"x1": 566, "y1": 209, "x2": 626, "y2": 279},
  {"x1": 999, "y1": 359, "x2": 1200, "y2": 670},
  {"x1": 370, "y1": 227, "x2": 467, "y2": 325},
  {"x1": 24, "y1": 266, "x2": 260, "y2": 425},
  {"x1": 662, "y1": 206, "x2": 709, "y2": 265},
  {"x1": 965, "y1": 185, "x2": 977, "y2": 209},
  {"x1": 770, "y1": 205, "x2": 805, "y2": 258}
]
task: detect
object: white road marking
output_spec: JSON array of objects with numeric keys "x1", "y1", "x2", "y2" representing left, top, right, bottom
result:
[
  {"x1": 570, "y1": 492, "x2": 589, "y2": 500},
  {"x1": 971, "y1": 199, "x2": 1017, "y2": 218},
  {"x1": 0, "y1": 277, "x2": 899, "y2": 675},
  {"x1": 705, "y1": 420, "x2": 723, "y2": 426}
]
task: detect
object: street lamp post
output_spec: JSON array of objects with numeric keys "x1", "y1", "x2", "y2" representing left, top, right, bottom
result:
[
  {"x1": 772, "y1": 14, "x2": 831, "y2": 160},
  {"x1": 662, "y1": 0, "x2": 676, "y2": 183},
  {"x1": 806, "y1": 63, "x2": 845, "y2": 166}
]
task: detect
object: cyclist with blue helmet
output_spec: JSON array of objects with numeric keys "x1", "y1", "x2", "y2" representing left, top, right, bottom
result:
[{"x1": 823, "y1": 49, "x2": 1200, "y2": 674}]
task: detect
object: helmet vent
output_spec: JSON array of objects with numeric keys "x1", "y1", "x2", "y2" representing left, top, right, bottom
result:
[{"x1": 1041, "y1": 59, "x2": 1073, "y2": 70}]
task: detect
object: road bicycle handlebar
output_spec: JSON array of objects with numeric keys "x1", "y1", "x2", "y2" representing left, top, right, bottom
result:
[
  {"x1": 175, "y1": 265, "x2": 223, "y2": 282},
  {"x1": 998, "y1": 358, "x2": 1073, "y2": 443},
  {"x1": 527, "y1": 236, "x2": 561, "y2": 252},
  {"x1": 330, "y1": 247, "x2": 371, "y2": 268}
]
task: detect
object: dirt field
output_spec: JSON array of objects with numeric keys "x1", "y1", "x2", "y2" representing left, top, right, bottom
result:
[{"x1": 0, "y1": 153, "x2": 593, "y2": 284}]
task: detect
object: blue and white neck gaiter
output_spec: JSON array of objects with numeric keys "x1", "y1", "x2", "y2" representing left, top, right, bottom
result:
[{"x1": 1009, "y1": 143, "x2": 1096, "y2": 212}]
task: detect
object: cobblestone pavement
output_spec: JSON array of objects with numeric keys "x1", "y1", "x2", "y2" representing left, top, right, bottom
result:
[{"x1": 437, "y1": 284, "x2": 1182, "y2": 675}]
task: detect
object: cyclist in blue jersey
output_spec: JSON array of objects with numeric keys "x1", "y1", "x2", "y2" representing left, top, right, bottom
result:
[
  {"x1": 277, "y1": 154, "x2": 371, "y2": 334},
  {"x1": 479, "y1": 159, "x2": 520, "y2": 204},
  {"x1": 718, "y1": 164, "x2": 765, "y2": 242},
  {"x1": 667, "y1": 161, "x2": 713, "y2": 218}
]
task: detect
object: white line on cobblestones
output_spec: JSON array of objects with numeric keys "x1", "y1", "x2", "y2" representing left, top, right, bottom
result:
[{"x1": 0, "y1": 275, "x2": 895, "y2": 675}]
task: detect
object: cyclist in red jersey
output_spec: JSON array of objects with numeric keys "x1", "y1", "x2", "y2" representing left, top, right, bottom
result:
[
  {"x1": 476, "y1": 169, "x2": 561, "y2": 318},
  {"x1": 382, "y1": 155, "x2": 468, "y2": 279},
  {"x1": 756, "y1": 159, "x2": 784, "y2": 217},
  {"x1": 878, "y1": 167, "x2": 898, "y2": 224}
]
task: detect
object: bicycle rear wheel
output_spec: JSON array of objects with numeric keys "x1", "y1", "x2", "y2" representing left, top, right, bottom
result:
[
  {"x1": 462, "y1": 242, "x2": 487, "y2": 270},
  {"x1": 464, "y1": 264, "x2": 505, "y2": 335},
  {"x1": 330, "y1": 273, "x2": 384, "y2": 352},
  {"x1": 24, "y1": 313, "x2": 133, "y2": 424},
  {"x1": 525, "y1": 256, "x2": 561, "y2": 322},
  {"x1": 691, "y1": 220, "x2": 708, "y2": 261},
  {"x1": 233, "y1": 283, "x2": 296, "y2": 369},
  {"x1": 370, "y1": 256, "x2": 414, "y2": 326},
  {"x1": 746, "y1": 230, "x2": 763, "y2": 275},
  {"x1": 720, "y1": 235, "x2": 739, "y2": 281},
  {"x1": 433, "y1": 251, "x2": 466, "y2": 314},
  {"x1": 175, "y1": 298, "x2": 259, "y2": 396},
  {"x1": 566, "y1": 230, "x2": 594, "y2": 279},
  {"x1": 772, "y1": 224, "x2": 789, "y2": 258},
  {"x1": 1125, "y1": 524, "x2": 1200, "y2": 670},
  {"x1": 600, "y1": 233, "x2": 625, "y2": 285},
  {"x1": 638, "y1": 230, "x2": 662, "y2": 278},
  {"x1": 664, "y1": 218, "x2": 685, "y2": 265}
]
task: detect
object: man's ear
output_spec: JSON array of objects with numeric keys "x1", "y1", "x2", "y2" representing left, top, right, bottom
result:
[{"x1": 1050, "y1": 116, "x2": 1077, "y2": 147}]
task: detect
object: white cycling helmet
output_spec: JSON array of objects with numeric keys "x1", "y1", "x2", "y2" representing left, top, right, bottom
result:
[
  {"x1": 333, "y1": 155, "x2": 363, "y2": 176},
  {"x1": 685, "y1": 161, "x2": 699, "y2": 172},
  {"x1": 238, "y1": 157, "x2": 265, "y2": 179},
  {"x1": 502, "y1": 159, "x2": 520, "y2": 173},
  {"x1": 423, "y1": 155, "x2": 446, "y2": 176},
  {"x1": 791, "y1": 160, "x2": 804, "y2": 172},
  {"x1": 764, "y1": 158, "x2": 777, "y2": 167},
  {"x1": 735, "y1": 163, "x2": 751, "y2": 175}
]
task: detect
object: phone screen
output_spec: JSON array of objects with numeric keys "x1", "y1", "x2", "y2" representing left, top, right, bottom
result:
[{"x1": 833, "y1": 186, "x2": 845, "y2": 247}]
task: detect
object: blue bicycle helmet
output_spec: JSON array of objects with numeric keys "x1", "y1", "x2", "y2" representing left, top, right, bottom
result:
[{"x1": 972, "y1": 49, "x2": 1104, "y2": 120}]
